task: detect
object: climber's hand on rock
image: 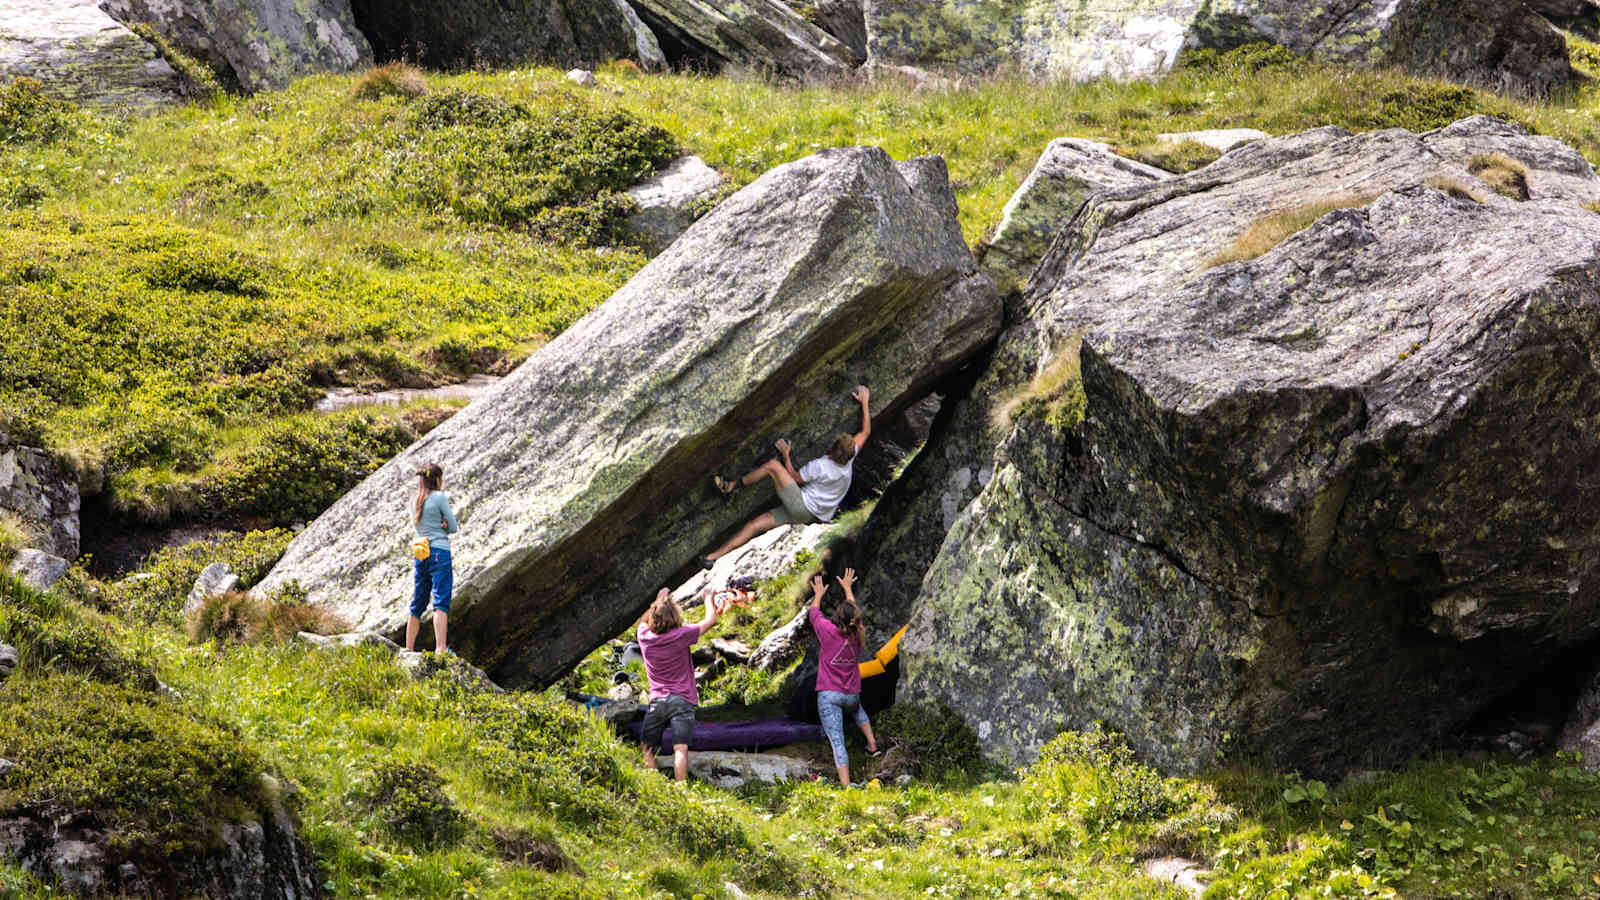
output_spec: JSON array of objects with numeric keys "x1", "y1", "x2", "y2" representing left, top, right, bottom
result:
[
  {"x1": 853, "y1": 384, "x2": 869, "y2": 405},
  {"x1": 810, "y1": 574, "x2": 826, "y2": 599},
  {"x1": 775, "y1": 438, "x2": 791, "y2": 456},
  {"x1": 837, "y1": 567, "x2": 856, "y2": 592}
]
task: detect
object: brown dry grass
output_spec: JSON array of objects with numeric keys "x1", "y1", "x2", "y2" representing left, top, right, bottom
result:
[
  {"x1": 1425, "y1": 175, "x2": 1487, "y2": 203},
  {"x1": 1206, "y1": 192, "x2": 1379, "y2": 269},
  {"x1": 352, "y1": 63, "x2": 429, "y2": 101},
  {"x1": 992, "y1": 335, "x2": 1087, "y2": 433},
  {"x1": 1467, "y1": 152, "x2": 1530, "y2": 200},
  {"x1": 186, "y1": 589, "x2": 347, "y2": 645}
]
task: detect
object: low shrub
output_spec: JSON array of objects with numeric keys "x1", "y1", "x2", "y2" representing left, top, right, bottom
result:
[
  {"x1": 1023, "y1": 729, "x2": 1179, "y2": 832},
  {"x1": 0, "y1": 571, "x2": 151, "y2": 686},
  {"x1": 1179, "y1": 42, "x2": 1306, "y2": 76},
  {"x1": 1358, "y1": 83, "x2": 1483, "y2": 133},
  {"x1": 528, "y1": 190, "x2": 641, "y2": 247},
  {"x1": 107, "y1": 528, "x2": 292, "y2": 624},
  {"x1": 352, "y1": 761, "x2": 467, "y2": 849},
  {"x1": 0, "y1": 79, "x2": 75, "y2": 145},
  {"x1": 1206, "y1": 192, "x2": 1379, "y2": 268},
  {"x1": 185, "y1": 588, "x2": 345, "y2": 645},
  {"x1": 0, "y1": 674, "x2": 268, "y2": 859},
  {"x1": 873, "y1": 701, "x2": 986, "y2": 783},
  {"x1": 195, "y1": 412, "x2": 416, "y2": 523},
  {"x1": 352, "y1": 63, "x2": 429, "y2": 101}
]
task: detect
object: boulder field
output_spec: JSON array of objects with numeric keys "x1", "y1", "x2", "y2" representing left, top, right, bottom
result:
[
  {"x1": 865, "y1": 0, "x2": 1584, "y2": 91},
  {"x1": 254, "y1": 146, "x2": 1001, "y2": 687},
  {"x1": 854, "y1": 115, "x2": 1600, "y2": 772}
]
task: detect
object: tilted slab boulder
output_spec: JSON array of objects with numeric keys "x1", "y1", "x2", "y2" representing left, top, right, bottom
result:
[
  {"x1": 865, "y1": 0, "x2": 1574, "y2": 92},
  {"x1": 0, "y1": 0, "x2": 186, "y2": 107},
  {"x1": 349, "y1": 0, "x2": 663, "y2": 72},
  {"x1": 852, "y1": 117, "x2": 1600, "y2": 772},
  {"x1": 100, "y1": 0, "x2": 371, "y2": 93},
  {"x1": 630, "y1": 0, "x2": 857, "y2": 77},
  {"x1": 255, "y1": 146, "x2": 1000, "y2": 688}
]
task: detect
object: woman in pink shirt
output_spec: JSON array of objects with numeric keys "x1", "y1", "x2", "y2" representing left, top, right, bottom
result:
[
  {"x1": 809, "y1": 568, "x2": 878, "y2": 786},
  {"x1": 637, "y1": 587, "x2": 724, "y2": 782}
]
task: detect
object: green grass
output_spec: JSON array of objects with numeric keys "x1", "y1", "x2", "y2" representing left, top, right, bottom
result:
[{"x1": 13, "y1": 45, "x2": 1600, "y2": 533}]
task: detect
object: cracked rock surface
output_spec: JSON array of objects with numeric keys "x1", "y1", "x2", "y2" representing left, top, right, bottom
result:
[{"x1": 857, "y1": 116, "x2": 1600, "y2": 772}]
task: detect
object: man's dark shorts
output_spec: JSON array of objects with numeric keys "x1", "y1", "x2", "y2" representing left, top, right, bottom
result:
[{"x1": 641, "y1": 695, "x2": 696, "y2": 749}]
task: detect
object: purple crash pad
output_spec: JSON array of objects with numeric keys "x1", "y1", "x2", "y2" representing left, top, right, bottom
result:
[{"x1": 628, "y1": 716, "x2": 825, "y2": 753}]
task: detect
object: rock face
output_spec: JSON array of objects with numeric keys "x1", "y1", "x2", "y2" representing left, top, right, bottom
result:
[
  {"x1": 256, "y1": 146, "x2": 1001, "y2": 688},
  {"x1": 625, "y1": 155, "x2": 726, "y2": 254},
  {"x1": 630, "y1": 0, "x2": 857, "y2": 76},
  {"x1": 978, "y1": 138, "x2": 1169, "y2": 294},
  {"x1": 350, "y1": 0, "x2": 658, "y2": 71},
  {"x1": 0, "y1": 776, "x2": 316, "y2": 898},
  {"x1": 864, "y1": 0, "x2": 1576, "y2": 92},
  {"x1": 651, "y1": 750, "x2": 820, "y2": 787},
  {"x1": 813, "y1": 0, "x2": 868, "y2": 62},
  {"x1": 0, "y1": 433, "x2": 80, "y2": 561},
  {"x1": 858, "y1": 117, "x2": 1600, "y2": 773},
  {"x1": 670, "y1": 522, "x2": 828, "y2": 603},
  {"x1": 100, "y1": 0, "x2": 371, "y2": 93},
  {"x1": 0, "y1": 0, "x2": 184, "y2": 108},
  {"x1": 1559, "y1": 667, "x2": 1600, "y2": 770},
  {"x1": 8, "y1": 549, "x2": 68, "y2": 593}
]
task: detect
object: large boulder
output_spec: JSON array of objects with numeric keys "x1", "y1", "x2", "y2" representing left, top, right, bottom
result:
[
  {"x1": 864, "y1": 0, "x2": 1576, "y2": 92},
  {"x1": 978, "y1": 138, "x2": 1169, "y2": 295},
  {"x1": 255, "y1": 146, "x2": 1000, "y2": 688},
  {"x1": 0, "y1": 433, "x2": 79, "y2": 561},
  {"x1": 8, "y1": 550, "x2": 68, "y2": 593},
  {"x1": 1559, "y1": 667, "x2": 1600, "y2": 770},
  {"x1": 349, "y1": 0, "x2": 663, "y2": 72},
  {"x1": 0, "y1": 0, "x2": 185, "y2": 107},
  {"x1": 630, "y1": 0, "x2": 856, "y2": 76},
  {"x1": 859, "y1": 117, "x2": 1600, "y2": 773},
  {"x1": 99, "y1": 0, "x2": 371, "y2": 93}
]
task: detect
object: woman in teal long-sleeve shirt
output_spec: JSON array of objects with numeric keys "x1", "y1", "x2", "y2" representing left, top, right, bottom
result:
[{"x1": 410, "y1": 462, "x2": 458, "y2": 653}]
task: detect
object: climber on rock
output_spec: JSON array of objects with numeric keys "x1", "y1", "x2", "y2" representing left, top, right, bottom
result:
[
  {"x1": 701, "y1": 385, "x2": 870, "y2": 567},
  {"x1": 637, "y1": 586, "x2": 727, "y2": 782}
]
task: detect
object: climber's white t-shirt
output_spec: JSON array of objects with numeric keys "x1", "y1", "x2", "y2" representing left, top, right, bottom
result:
[{"x1": 798, "y1": 456, "x2": 853, "y2": 522}]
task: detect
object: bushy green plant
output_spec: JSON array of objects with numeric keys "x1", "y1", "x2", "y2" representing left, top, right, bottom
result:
[
  {"x1": 1357, "y1": 84, "x2": 1484, "y2": 132},
  {"x1": 875, "y1": 702, "x2": 986, "y2": 783},
  {"x1": 353, "y1": 761, "x2": 468, "y2": 849},
  {"x1": 0, "y1": 79, "x2": 74, "y2": 145},
  {"x1": 0, "y1": 512, "x2": 31, "y2": 562},
  {"x1": 1023, "y1": 729, "x2": 1179, "y2": 832},
  {"x1": 1179, "y1": 42, "x2": 1306, "y2": 76},
  {"x1": 0, "y1": 571, "x2": 150, "y2": 686},
  {"x1": 0, "y1": 674, "x2": 267, "y2": 858},
  {"x1": 107, "y1": 528, "x2": 292, "y2": 623}
]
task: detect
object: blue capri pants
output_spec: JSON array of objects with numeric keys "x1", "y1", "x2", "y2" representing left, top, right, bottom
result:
[
  {"x1": 818, "y1": 690, "x2": 870, "y2": 768},
  {"x1": 411, "y1": 547, "x2": 453, "y2": 616}
]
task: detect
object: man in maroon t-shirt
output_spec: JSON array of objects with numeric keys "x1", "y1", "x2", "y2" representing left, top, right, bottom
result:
[{"x1": 637, "y1": 587, "x2": 725, "y2": 781}]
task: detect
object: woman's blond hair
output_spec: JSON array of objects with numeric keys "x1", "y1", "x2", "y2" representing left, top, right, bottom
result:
[{"x1": 647, "y1": 595, "x2": 683, "y2": 634}]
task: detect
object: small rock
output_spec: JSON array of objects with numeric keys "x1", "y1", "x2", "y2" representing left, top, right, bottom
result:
[
  {"x1": 184, "y1": 562, "x2": 238, "y2": 616},
  {"x1": 625, "y1": 155, "x2": 725, "y2": 254},
  {"x1": 0, "y1": 644, "x2": 18, "y2": 680},
  {"x1": 724, "y1": 882, "x2": 749, "y2": 900},
  {"x1": 1143, "y1": 857, "x2": 1207, "y2": 898},
  {"x1": 709, "y1": 638, "x2": 753, "y2": 665},
  {"x1": 566, "y1": 68, "x2": 597, "y2": 87},
  {"x1": 1156, "y1": 128, "x2": 1269, "y2": 154},
  {"x1": 295, "y1": 631, "x2": 401, "y2": 653},
  {"x1": 8, "y1": 548, "x2": 68, "y2": 592},
  {"x1": 0, "y1": 759, "x2": 14, "y2": 777},
  {"x1": 155, "y1": 679, "x2": 184, "y2": 702},
  {"x1": 396, "y1": 650, "x2": 504, "y2": 693},
  {"x1": 867, "y1": 61, "x2": 956, "y2": 91}
]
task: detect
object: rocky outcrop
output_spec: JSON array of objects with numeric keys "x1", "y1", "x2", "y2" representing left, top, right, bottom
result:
[
  {"x1": 978, "y1": 139, "x2": 1168, "y2": 294},
  {"x1": 100, "y1": 0, "x2": 371, "y2": 93},
  {"x1": 813, "y1": 0, "x2": 867, "y2": 62},
  {"x1": 1559, "y1": 666, "x2": 1600, "y2": 770},
  {"x1": 858, "y1": 117, "x2": 1600, "y2": 773},
  {"x1": 0, "y1": 433, "x2": 79, "y2": 561},
  {"x1": 0, "y1": 775, "x2": 316, "y2": 898},
  {"x1": 349, "y1": 0, "x2": 659, "y2": 72},
  {"x1": 630, "y1": 0, "x2": 856, "y2": 76},
  {"x1": 1424, "y1": 116, "x2": 1600, "y2": 207},
  {"x1": 0, "y1": 645, "x2": 17, "y2": 681},
  {"x1": 625, "y1": 155, "x2": 726, "y2": 254},
  {"x1": 670, "y1": 522, "x2": 828, "y2": 603},
  {"x1": 255, "y1": 146, "x2": 1000, "y2": 688},
  {"x1": 8, "y1": 550, "x2": 68, "y2": 593},
  {"x1": 1157, "y1": 129, "x2": 1268, "y2": 154},
  {"x1": 864, "y1": 0, "x2": 1577, "y2": 92},
  {"x1": 0, "y1": 0, "x2": 187, "y2": 107}
]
